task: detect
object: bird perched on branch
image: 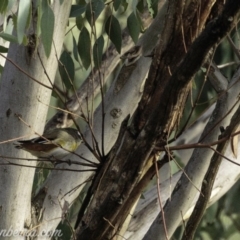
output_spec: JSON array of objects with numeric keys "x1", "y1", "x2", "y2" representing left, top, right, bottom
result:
[{"x1": 15, "y1": 128, "x2": 82, "y2": 159}]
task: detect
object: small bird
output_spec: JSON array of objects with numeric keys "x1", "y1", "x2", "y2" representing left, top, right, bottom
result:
[{"x1": 15, "y1": 128, "x2": 82, "y2": 159}]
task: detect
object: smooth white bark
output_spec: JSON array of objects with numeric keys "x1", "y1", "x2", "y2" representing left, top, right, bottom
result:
[{"x1": 0, "y1": 1, "x2": 71, "y2": 238}]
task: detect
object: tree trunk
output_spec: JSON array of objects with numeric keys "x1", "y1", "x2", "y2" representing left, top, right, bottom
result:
[{"x1": 0, "y1": 1, "x2": 71, "y2": 238}]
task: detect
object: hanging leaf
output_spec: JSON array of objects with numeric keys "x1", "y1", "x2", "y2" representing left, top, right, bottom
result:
[
  {"x1": 0, "y1": 0, "x2": 8, "y2": 14},
  {"x1": 136, "y1": 11, "x2": 145, "y2": 33},
  {"x1": 113, "y1": 0, "x2": 121, "y2": 11},
  {"x1": 42, "y1": 0, "x2": 48, "y2": 12},
  {"x1": 76, "y1": 15, "x2": 84, "y2": 30},
  {"x1": 93, "y1": 36, "x2": 104, "y2": 68},
  {"x1": 17, "y1": 0, "x2": 31, "y2": 44},
  {"x1": 0, "y1": 45, "x2": 8, "y2": 53},
  {"x1": 41, "y1": 4, "x2": 55, "y2": 58},
  {"x1": 127, "y1": 12, "x2": 140, "y2": 44},
  {"x1": 85, "y1": 0, "x2": 105, "y2": 24},
  {"x1": 137, "y1": 0, "x2": 145, "y2": 13},
  {"x1": 26, "y1": 1, "x2": 32, "y2": 30},
  {"x1": 59, "y1": 51, "x2": 75, "y2": 89},
  {"x1": 78, "y1": 0, "x2": 86, "y2": 5},
  {"x1": 69, "y1": 5, "x2": 86, "y2": 18},
  {"x1": 78, "y1": 27, "x2": 91, "y2": 69},
  {"x1": 105, "y1": 15, "x2": 122, "y2": 53},
  {"x1": 0, "y1": 32, "x2": 18, "y2": 43},
  {"x1": 72, "y1": 35, "x2": 79, "y2": 62}
]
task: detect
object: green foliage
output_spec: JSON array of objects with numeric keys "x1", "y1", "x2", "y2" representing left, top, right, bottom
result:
[
  {"x1": 85, "y1": 0, "x2": 105, "y2": 24},
  {"x1": 41, "y1": 2, "x2": 55, "y2": 58},
  {"x1": 137, "y1": 0, "x2": 145, "y2": 13},
  {"x1": 93, "y1": 35, "x2": 104, "y2": 68},
  {"x1": 0, "y1": 45, "x2": 8, "y2": 53},
  {"x1": 59, "y1": 51, "x2": 75, "y2": 89},
  {"x1": 0, "y1": 0, "x2": 8, "y2": 14},
  {"x1": 105, "y1": 15, "x2": 122, "y2": 53},
  {"x1": 69, "y1": 5, "x2": 86, "y2": 18},
  {"x1": 127, "y1": 12, "x2": 140, "y2": 44},
  {"x1": 0, "y1": 32, "x2": 18, "y2": 43},
  {"x1": 72, "y1": 35, "x2": 79, "y2": 62},
  {"x1": 113, "y1": 0, "x2": 121, "y2": 11},
  {"x1": 78, "y1": 26, "x2": 91, "y2": 69},
  {"x1": 76, "y1": 15, "x2": 84, "y2": 30},
  {"x1": 77, "y1": 0, "x2": 86, "y2": 5},
  {"x1": 17, "y1": 0, "x2": 31, "y2": 44},
  {"x1": 196, "y1": 186, "x2": 240, "y2": 240}
]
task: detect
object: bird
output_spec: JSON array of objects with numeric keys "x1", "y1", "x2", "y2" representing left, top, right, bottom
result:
[{"x1": 15, "y1": 128, "x2": 82, "y2": 159}]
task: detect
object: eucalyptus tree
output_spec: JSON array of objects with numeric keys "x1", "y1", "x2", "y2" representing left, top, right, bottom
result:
[{"x1": 1, "y1": 1, "x2": 240, "y2": 240}]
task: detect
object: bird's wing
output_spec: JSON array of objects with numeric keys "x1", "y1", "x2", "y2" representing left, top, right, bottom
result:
[
  {"x1": 16, "y1": 134, "x2": 58, "y2": 152},
  {"x1": 18, "y1": 135, "x2": 55, "y2": 144},
  {"x1": 16, "y1": 142, "x2": 57, "y2": 152}
]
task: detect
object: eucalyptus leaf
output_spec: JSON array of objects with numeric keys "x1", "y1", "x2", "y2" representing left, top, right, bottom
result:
[
  {"x1": 70, "y1": 5, "x2": 86, "y2": 18},
  {"x1": 127, "y1": 12, "x2": 140, "y2": 44},
  {"x1": 41, "y1": 4, "x2": 55, "y2": 58},
  {"x1": 93, "y1": 36, "x2": 104, "y2": 68},
  {"x1": 17, "y1": 0, "x2": 31, "y2": 44},
  {"x1": 113, "y1": 0, "x2": 121, "y2": 11},
  {"x1": 0, "y1": 45, "x2": 8, "y2": 53},
  {"x1": 0, "y1": 0, "x2": 8, "y2": 14},
  {"x1": 85, "y1": 0, "x2": 105, "y2": 24},
  {"x1": 137, "y1": 0, "x2": 145, "y2": 13},
  {"x1": 42, "y1": 0, "x2": 48, "y2": 12},
  {"x1": 105, "y1": 15, "x2": 121, "y2": 53},
  {"x1": 72, "y1": 35, "x2": 79, "y2": 62},
  {"x1": 78, "y1": 27, "x2": 91, "y2": 69},
  {"x1": 77, "y1": 0, "x2": 86, "y2": 5},
  {"x1": 59, "y1": 51, "x2": 75, "y2": 89},
  {"x1": 26, "y1": 1, "x2": 32, "y2": 30},
  {"x1": 0, "y1": 32, "x2": 18, "y2": 43},
  {"x1": 76, "y1": 15, "x2": 84, "y2": 30}
]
